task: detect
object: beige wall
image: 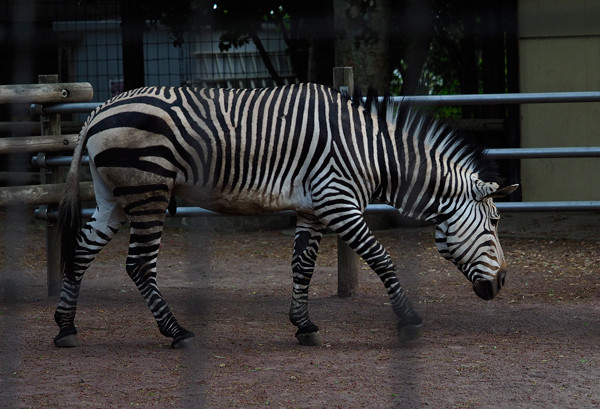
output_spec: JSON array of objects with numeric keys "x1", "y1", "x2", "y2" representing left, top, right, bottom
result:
[{"x1": 519, "y1": 0, "x2": 600, "y2": 201}]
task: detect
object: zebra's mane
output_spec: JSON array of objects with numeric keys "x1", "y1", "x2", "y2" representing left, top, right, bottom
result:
[{"x1": 346, "y1": 87, "x2": 499, "y2": 184}]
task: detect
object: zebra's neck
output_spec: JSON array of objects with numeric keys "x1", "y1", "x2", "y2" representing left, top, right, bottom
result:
[{"x1": 375, "y1": 113, "x2": 476, "y2": 224}]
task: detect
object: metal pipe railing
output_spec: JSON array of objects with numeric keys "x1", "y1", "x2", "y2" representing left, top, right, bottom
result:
[
  {"x1": 30, "y1": 102, "x2": 101, "y2": 115},
  {"x1": 34, "y1": 200, "x2": 600, "y2": 222},
  {"x1": 29, "y1": 88, "x2": 600, "y2": 300},
  {"x1": 388, "y1": 91, "x2": 600, "y2": 106},
  {"x1": 30, "y1": 91, "x2": 600, "y2": 115},
  {"x1": 31, "y1": 90, "x2": 600, "y2": 219},
  {"x1": 32, "y1": 146, "x2": 600, "y2": 168},
  {"x1": 485, "y1": 147, "x2": 600, "y2": 159}
]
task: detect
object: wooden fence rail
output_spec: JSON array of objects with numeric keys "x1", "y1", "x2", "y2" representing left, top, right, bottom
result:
[
  {"x1": 0, "y1": 134, "x2": 78, "y2": 155},
  {"x1": 0, "y1": 181, "x2": 94, "y2": 206},
  {"x1": 0, "y1": 75, "x2": 94, "y2": 295},
  {"x1": 0, "y1": 82, "x2": 93, "y2": 104}
]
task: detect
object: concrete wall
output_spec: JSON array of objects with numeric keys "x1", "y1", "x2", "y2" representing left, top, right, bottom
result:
[{"x1": 519, "y1": 0, "x2": 600, "y2": 201}]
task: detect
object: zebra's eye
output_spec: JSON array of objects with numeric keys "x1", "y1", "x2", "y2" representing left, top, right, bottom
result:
[{"x1": 490, "y1": 218, "x2": 499, "y2": 228}]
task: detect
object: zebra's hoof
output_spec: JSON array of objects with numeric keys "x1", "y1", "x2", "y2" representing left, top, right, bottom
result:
[
  {"x1": 295, "y1": 323, "x2": 322, "y2": 346},
  {"x1": 295, "y1": 331, "x2": 322, "y2": 346},
  {"x1": 54, "y1": 333, "x2": 80, "y2": 347},
  {"x1": 397, "y1": 322, "x2": 423, "y2": 343},
  {"x1": 171, "y1": 330, "x2": 196, "y2": 349},
  {"x1": 54, "y1": 326, "x2": 79, "y2": 347}
]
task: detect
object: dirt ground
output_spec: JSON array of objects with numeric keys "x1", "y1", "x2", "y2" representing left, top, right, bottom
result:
[{"x1": 0, "y1": 209, "x2": 599, "y2": 408}]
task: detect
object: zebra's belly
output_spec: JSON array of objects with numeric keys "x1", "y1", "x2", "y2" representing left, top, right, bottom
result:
[{"x1": 174, "y1": 185, "x2": 313, "y2": 216}]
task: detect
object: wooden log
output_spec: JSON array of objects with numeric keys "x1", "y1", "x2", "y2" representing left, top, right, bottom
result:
[
  {"x1": 0, "y1": 181, "x2": 94, "y2": 206},
  {"x1": 0, "y1": 82, "x2": 93, "y2": 104},
  {"x1": 0, "y1": 134, "x2": 78, "y2": 154}
]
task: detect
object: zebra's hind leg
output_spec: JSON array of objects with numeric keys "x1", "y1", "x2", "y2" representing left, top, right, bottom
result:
[
  {"x1": 289, "y1": 214, "x2": 326, "y2": 346},
  {"x1": 54, "y1": 207, "x2": 127, "y2": 347},
  {"x1": 125, "y1": 211, "x2": 195, "y2": 349}
]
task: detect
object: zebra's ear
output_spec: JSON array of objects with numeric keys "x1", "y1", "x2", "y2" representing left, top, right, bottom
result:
[
  {"x1": 481, "y1": 184, "x2": 520, "y2": 200},
  {"x1": 472, "y1": 176, "x2": 499, "y2": 201},
  {"x1": 472, "y1": 173, "x2": 519, "y2": 201}
]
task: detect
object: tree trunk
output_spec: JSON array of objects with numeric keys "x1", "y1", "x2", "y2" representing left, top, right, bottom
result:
[
  {"x1": 333, "y1": 0, "x2": 391, "y2": 92},
  {"x1": 481, "y1": 0, "x2": 506, "y2": 118},
  {"x1": 457, "y1": 2, "x2": 480, "y2": 118},
  {"x1": 397, "y1": 0, "x2": 434, "y2": 95},
  {"x1": 121, "y1": 0, "x2": 145, "y2": 91},
  {"x1": 249, "y1": 30, "x2": 284, "y2": 86}
]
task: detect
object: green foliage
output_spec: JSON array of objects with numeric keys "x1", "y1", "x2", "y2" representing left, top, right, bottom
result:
[
  {"x1": 136, "y1": 0, "x2": 194, "y2": 46},
  {"x1": 387, "y1": 0, "x2": 512, "y2": 119},
  {"x1": 150, "y1": 0, "x2": 512, "y2": 114}
]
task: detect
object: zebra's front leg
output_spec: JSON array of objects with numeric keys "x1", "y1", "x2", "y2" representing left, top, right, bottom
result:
[
  {"x1": 126, "y1": 214, "x2": 195, "y2": 348},
  {"x1": 289, "y1": 215, "x2": 326, "y2": 346},
  {"x1": 324, "y1": 210, "x2": 423, "y2": 342}
]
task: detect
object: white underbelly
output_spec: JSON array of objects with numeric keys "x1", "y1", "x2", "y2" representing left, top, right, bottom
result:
[{"x1": 174, "y1": 184, "x2": 313, "y2": 215}]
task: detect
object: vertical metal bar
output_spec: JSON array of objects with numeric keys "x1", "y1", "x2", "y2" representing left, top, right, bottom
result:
[
  {"x1": 38, "y1": 75, "x2": 63, "y2": 298},
  {"x1": 333, "y1": 67, "x2": 360, "y2": 298}
]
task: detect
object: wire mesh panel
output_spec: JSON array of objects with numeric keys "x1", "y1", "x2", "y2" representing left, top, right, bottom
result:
[
  {"x1": 53, "y1": 19, "x2": 123, "y2": 102},
  {"x1": 191, "y1": 25, "x2": 295, "y2": 89},
  {"x1": 46, "y1": 3, "x2": 295, "y2": 100},
  {"x1": 144, "y1": 26, "x2": 194, "y2": 89}
]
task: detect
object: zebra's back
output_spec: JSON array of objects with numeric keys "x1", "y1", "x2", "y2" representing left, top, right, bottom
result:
[{"x1": 83, "y1": 83, "x2": 353, "y2": 215}]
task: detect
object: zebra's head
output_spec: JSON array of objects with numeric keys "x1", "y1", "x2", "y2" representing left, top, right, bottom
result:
[{"x1": 433, "y1": 177, "x2": 518, "y2": 300}]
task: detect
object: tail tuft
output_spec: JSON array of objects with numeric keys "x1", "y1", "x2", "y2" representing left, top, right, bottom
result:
[
  {"x1": 57, "y1": 176, "x2": 82, "y2": 281},
  {"x1": 57, "y1": 119, "x2": 89, "y2": 282}
]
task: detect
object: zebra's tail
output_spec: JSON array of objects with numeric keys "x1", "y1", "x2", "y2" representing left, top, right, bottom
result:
[{"x1": 57, "y1": 124, "x2": 88, "y2": 281}]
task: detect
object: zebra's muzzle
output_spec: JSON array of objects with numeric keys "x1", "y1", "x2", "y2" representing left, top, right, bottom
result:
[{"x1": 472, "y1": 270, "x2": 506, "y2": 300}]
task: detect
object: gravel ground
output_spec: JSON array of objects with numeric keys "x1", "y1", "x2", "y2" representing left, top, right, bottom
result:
[{"x1": 0, "y1": 209, "x2": 598, "y2": 408}]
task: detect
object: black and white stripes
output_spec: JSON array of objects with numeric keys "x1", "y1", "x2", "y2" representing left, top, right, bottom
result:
[{"x1": 54, "y1": 83, "x2": 516, "y2": 347}]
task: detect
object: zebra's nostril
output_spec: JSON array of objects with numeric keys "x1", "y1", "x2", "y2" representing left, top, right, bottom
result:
[
  {"x1": 498, "y1": 270, "x2": 507, "y2": 288},
  {"x1": 473, "y1": 278, "x2": 494, "y2": 300}
]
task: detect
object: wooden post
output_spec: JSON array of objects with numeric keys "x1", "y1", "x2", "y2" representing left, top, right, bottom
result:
[
  {"x1": 333, "y1": 67, "x2": 354, "y2": 98},
  {"x1": 332, "y1": 67, "x2": 360, "y2": 298},
  {"x1": 38, "y1": 75, "x2": 63, "y2": 297}
]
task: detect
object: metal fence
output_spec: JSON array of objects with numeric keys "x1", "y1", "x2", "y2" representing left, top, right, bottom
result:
[
  {"x1": 6, "y1": 85, "x2": 593, "y2": 297},
  {"x1": 31, "y1": 90, "x2": 600, "y2": 215}
]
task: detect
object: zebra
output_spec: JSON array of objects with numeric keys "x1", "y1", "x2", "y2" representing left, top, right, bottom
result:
[{"x1": 54, "y1": 83, "x2": 518, "y2": 348}]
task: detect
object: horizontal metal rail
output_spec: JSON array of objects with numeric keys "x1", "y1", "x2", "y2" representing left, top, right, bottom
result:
[
  {"x1": 32, "y1": 154, "x2": 89, "y2": 167},
  {"x1": 365, "y1": 203, "x2": 600, "y2": 213},
  {"x1": 34, "y1": 201, "x2": 600, "y2": 222},
  {"x1": 35, "y1": 206, "x2": 294, "y2": 220},
  {"x1": 389, "y1": 91, "x2": 600, "y2": 106},
  {"x1": 495, "y1": 201, "x2": 600, "y2": 212},
  {"x1": 485, "y1": 147, "x2": 600, "y2": 159},
  {"x1": 31, "y1": 102, "x2": 101, "y2": 115},
  {"x1": 30, "y1": 91, "x2": 600, "y2": 115},
  {"x1": 30, "y1": 90, "x2": 600, "y2": 219},
  {"x1": 28, "y1": 87, "x2": 599, "y2": 300},
  {"x1": 31, "y1": 148, "x2": 600, "y2": 216},
  {"x1": 32, "y1": 146, "x2": 600, "y2": 168}
]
